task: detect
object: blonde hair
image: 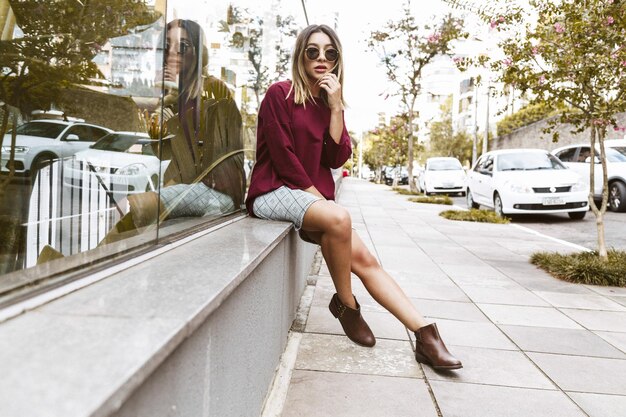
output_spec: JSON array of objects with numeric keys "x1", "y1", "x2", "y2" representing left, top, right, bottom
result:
[{"x1": 288, "y1": 24, "x2": 346, "y2": 108}]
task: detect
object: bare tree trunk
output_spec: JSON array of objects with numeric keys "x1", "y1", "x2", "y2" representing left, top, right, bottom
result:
[
  {"x1": 407, "y1": 103, "x2": 418, "y2": 193},
  {"x1": 588, "y1": 124, "x2": 609, "y2": 260}
]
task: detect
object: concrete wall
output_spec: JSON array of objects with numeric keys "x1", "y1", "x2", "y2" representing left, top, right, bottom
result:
[
  {"x1": 491, "y1": 112, "x2": 626, "y2": 152},
  {"x1": 110, "y1": 230, "x2": 315, "y2": 417}
]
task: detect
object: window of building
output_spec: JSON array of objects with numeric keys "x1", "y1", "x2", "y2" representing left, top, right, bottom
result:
[{"x1": 0, "y1": 0, "x2": 301, "y2": 306}]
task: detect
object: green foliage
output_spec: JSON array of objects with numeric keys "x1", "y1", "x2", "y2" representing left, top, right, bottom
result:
[
  {"x1": 410, "y1": 196, "x2": 453, "y2": 205},
  {"x1": 531, "y1": 250, "x2": 626, "y2": 287},
  {"x1": 428, "y1": 96, "x2": 473, "y2": 166},
  {"x1": 363, "y1": 114, "x2": 414, "y2": 170},
  {"x1": 392, "y1": 187, "x2": 420, "y2": 195},
  {"x1": 0, "y1": 0, "x2": 160, "y2": 116},
  {"x1": 494, "y1": 0, "x2": 626, "y2": 138},
  {"x1": 496, "y1": 102, "x2": 562, "y2": 137},
  {"x1": 439, "y1": 209, "x2": 510, "y2": 223}
]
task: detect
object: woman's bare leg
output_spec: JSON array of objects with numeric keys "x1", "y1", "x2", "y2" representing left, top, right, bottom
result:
[
  {"x1": 349, "y1": 231, "x2": 428, "y2": 331},
  {"x1": 303, "y1": 225, "x2": 428, "y2": 332},
  {"x1": 301, "y1": 200, "x2": 356, "y2": 308}
]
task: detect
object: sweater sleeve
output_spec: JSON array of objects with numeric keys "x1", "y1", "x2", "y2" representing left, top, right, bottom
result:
[
  {"x1": 322, "y1": 114, "x2": 352, "y2": 169},
  {"x1": 260, "y1": 84, "x2": 313, "y2": 189}
]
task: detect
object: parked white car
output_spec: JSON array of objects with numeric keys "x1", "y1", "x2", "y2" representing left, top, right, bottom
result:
[
  {"x1": 420, "y1": 157, "x2": 466, "y2": 196},
  {"x1": 552, "y1": 143, "x2": 626, "y2": 212},
  {"x1": 466, "y1": 149, "x2": 589, "y2": 219},
  {"x1": 63, "y1": 132, "x2": 169, "y2": 198},
  {"x1": 0, "y1": 120, "x2": 112, "y2": 179}
]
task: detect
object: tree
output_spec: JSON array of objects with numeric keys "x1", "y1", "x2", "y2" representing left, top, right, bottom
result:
[
  {"x1": 363, "y1": 114, "x2": 419, "y2": 179},
  {"x1": 368, "y1": 0, "x2": 467, "y2": 192},
  {"x1": 428, "y1": 96, "x2": 473, "y2": 166},
  {"x1": 490, "y1": 0, "x2": 626, "y2": 260},
  {"x1": 0, "y1": 0, "x2": 159, "y2": 116}
]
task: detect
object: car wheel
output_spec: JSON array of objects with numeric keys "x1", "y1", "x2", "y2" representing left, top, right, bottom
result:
[
  {"x1": 466, "y1": 189, "x2": 479, "y2": 209},
  {"x1": 494, "y1": 193, "x2": 504, "y2": 218},
  {"x1": 30, "y1": 153, "x2": 57, "y2": 182},
  {"x1": 609, "y1": 181, "x2": 626, "y2": 212},
  {"x1": 568, "y1": 211, "x2": 586, "y2": 220}
]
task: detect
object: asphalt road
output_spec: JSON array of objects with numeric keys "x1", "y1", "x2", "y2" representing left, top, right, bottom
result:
[{"x1": 450, "y1": 194, "x2": 626, "y2": 251}]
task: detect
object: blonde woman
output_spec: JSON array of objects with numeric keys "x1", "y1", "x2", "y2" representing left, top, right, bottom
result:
[{"x1": 246, "y1": 24, "x2": 461, "y2": 370}]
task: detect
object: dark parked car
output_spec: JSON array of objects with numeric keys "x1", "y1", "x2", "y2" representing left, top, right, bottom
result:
[{"x1": 383, "y1": 166, "x2": 408, "y2": 186}]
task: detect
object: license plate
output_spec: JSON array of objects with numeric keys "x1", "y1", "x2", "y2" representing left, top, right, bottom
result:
[{"x1": 543, "y1": 197, "x2": 565, "y2": 206}]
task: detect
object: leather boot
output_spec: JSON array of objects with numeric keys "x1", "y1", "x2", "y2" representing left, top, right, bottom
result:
[
  {"x1": 414, "y1": 323, "x2": 462, "y2": 370},
  {"x1": 329, "y1": 293, "x2": 376, "y2": 347}
]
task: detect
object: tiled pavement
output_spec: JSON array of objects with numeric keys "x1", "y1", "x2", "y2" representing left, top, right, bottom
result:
[{"x1": 266, "y1": 178, "x2": 626, "y2": 417}]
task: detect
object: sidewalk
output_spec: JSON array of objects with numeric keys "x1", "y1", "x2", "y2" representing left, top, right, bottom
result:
[{"x1": 264, "y1": 178, "x2": 626, "y2": 417}]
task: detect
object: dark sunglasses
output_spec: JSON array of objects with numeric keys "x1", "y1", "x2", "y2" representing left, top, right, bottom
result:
[{"x1": 305, "y1": 47, "x2": 339, "y2": 62}]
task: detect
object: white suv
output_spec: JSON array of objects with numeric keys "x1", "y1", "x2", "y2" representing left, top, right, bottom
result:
[
  {"x1": 1, "y1": 120, "x2": 112, "y2": 179},
  {"x1": 552, "y1": 143, "x2": 626, "y2": 212}
]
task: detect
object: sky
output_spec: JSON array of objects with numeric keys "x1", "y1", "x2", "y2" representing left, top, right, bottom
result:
[{"x1": 163, "y1": 0, "x2": 471, "y2": 135}]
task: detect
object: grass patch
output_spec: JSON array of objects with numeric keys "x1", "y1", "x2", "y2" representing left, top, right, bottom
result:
[
  {"x1": 439, "y1": 209, "x2": 510, "y2": 224},
  {"x1": 410, "y1": 195, "x2": 453, "y2": 205},
  {"x1": 392, "y1": 187, "x2": 421, "y2": 196},
  {"x1": 530, "y1": 250, "x2": 626, "y2": 287}
]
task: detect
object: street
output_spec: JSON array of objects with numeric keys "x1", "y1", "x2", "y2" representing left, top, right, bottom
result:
[{"x1": 449, "y1": 194, "x2": 626, "y2": 251}]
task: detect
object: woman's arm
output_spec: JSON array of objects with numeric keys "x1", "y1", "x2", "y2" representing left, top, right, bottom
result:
[
  {"x1": 319, "y1": 74, "x2": 352, "y2": 168},
  {"x1": 261, "y1": 84, "x2": 314, "y2": 190}
]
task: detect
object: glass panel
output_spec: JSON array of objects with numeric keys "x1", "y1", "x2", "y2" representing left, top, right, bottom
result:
[{"x1": 0, "y1": 0, "x2": 304, "y2": 301}]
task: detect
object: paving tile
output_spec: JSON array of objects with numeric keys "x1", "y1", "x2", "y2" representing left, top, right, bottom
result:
[
  {"x1": 295, "y1": 333, "x2": 421, "y2": 378},
  {"x1": 430, "y1": 381, "x2": 586, "y2": 417},
  {"x1": 478, "y1": 304, "x2": 583, "y2": 329},
  {"x1": 534, "y1": 291, "x2": 626, "y2": 311},
  {"x1": 610, "y1": 296, "x2": 626, "y2": 307},
  {"x1": 281, "y1": 370, "x2": 437, "y2": 417},
  {"x1": 305, "y1": 306, "x2": 408, "y2": 341},
  {"x1": 568, "y1": 392, "x2": 626, "y2": 417},
  {"x1": 528, "y1": 352, "x2": 626, "y2": 395},
  {"x1": 460, "y1": 286, "x2": 550, "y2": 306},
  {"x1": 422, "y1": 346, "x2": 555, "y2": 389},
  {"x1": 411, "y1": 299, "x2": 490, "y2": 322},
  {"x1": 420, "y1": 319, "x2": 518, "y2": 351},
  {"x1": 393, "y1": 282, "x2": 471, "y2": 302},
  {"x1": 500, "y1": 325, "x2": 626, "y2": 358},
  {"x1": 593, "y1": 331, "x2": 626, "y2": 354},
  {"x1": 584, "y1": 285, "x2": 626, "y2": 297},
  {"x1": 560, "y1": 309, "x2": 626, "y2": 332}
]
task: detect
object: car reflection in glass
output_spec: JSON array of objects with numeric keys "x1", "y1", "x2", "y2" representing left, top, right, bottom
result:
[{"x1": 63, "y1": 132, "x2": 169, "y2": 199}]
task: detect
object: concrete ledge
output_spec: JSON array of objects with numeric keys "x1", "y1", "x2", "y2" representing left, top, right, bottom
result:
[{"x1": 0, "y1": 217, "x2": 316, "y2": 417}]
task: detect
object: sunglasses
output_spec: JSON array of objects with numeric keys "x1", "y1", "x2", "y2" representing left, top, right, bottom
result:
[{"x1": 305, "y1": 47, "x2": 339, "y2": 62}]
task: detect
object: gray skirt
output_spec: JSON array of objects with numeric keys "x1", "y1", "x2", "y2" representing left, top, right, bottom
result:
[{"x1": 252, "y1": 186, "x2": 322, "y2": 230}]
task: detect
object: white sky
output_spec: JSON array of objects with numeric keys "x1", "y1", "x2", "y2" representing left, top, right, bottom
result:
[{"x1": 165, "y1": 0, "x2": 464, "y2": 134}]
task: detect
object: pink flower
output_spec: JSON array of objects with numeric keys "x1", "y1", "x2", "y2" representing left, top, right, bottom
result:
[
  {"x1": 606, "y1": 16, "x2": 614, "y2": 25},
  {"x1": 554, "y1": 22, "x2": 565, "y2": 33},
  {"x1": 490, "y1": 20, "x2": 498, "y2": 29},
  {"x1": 427, "y1": 33, "x2": 441, "y2": 43},
  {"x1": 503, "y1": 58, "x2": 513, "y2": 67},
  {"x1": 498, "y1": 16, "x2": 505, "y2": 23},
  {"x1": 622, "y1": 60, "x2": 626, "y2": 67},
  {"x1": 532, "y1": 46, "x2": 539, "y2": 55},
  {"x1": 538, "y1": 75, "x2": 546, "y2": 84}
]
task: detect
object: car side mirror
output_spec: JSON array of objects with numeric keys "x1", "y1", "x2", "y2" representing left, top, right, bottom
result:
[
  {"x1": 66, "y1": 134, "x2": 80, "y2": 141},
  {"x1": 584, "y1": 156, "x2": 600, "y2": 164}
]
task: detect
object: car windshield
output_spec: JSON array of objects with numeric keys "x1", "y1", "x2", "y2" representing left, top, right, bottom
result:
[
  {"x1": 11, "y1": 122, "x2": 67, "y2": 139},
  {"x1": 428, "y1": 159, "x2": 462, "y2": 171},
  {"x1": 611, "y1": 146, "x2": 626, "y2": 157},
  {"x1": 497, "y1": 152, "x2": 565, "y2": 171},
  {"x1": 91, "y1": 133, "x2": 154, "y2": 155}
]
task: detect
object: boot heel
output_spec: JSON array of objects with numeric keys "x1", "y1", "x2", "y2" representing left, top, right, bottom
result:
[{"x1": 328, "y1": 294, "x2": 376, "y2": 347}]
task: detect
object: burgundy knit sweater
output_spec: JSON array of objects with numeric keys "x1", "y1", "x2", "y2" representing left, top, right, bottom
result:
[{"x1": 245, "y1": 81, "x2": 352, "y2": 215}]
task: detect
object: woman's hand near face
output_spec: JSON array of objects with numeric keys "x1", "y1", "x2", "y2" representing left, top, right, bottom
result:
[{"x1": 318, "y1": 73, "x2": 342, "y2": 112}]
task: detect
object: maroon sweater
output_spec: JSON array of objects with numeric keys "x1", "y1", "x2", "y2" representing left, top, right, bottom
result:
[{"x1": 245, "y1": 81, "x2": 352, "y2": 215}]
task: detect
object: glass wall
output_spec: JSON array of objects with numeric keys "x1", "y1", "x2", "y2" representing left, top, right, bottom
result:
[{"x1": 0, "y1": 0, "x2": 303, "y2": 303}]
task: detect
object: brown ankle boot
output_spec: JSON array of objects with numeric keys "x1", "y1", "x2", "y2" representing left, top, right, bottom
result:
[
  {"x1": 414, "y1": 323, "x2": 462, "y2": 370},
  {"x1": 329, "y1": 293, "x2": 376, "y2": 347}
]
